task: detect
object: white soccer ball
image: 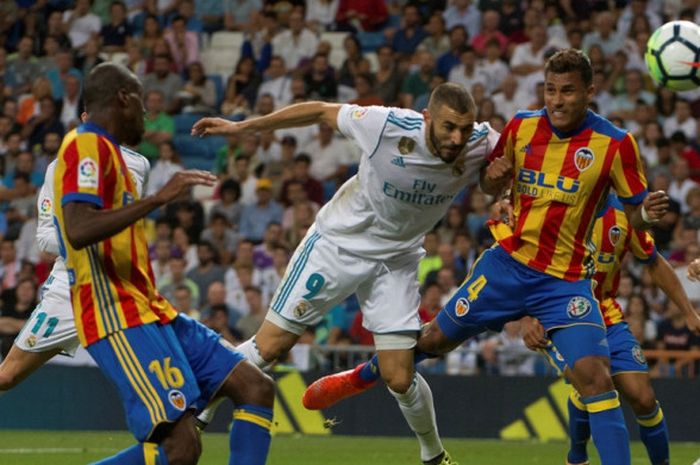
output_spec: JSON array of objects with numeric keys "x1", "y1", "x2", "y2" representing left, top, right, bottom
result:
[{"x1": 645, "y1": 20, "x2": 700, "y2": 91}]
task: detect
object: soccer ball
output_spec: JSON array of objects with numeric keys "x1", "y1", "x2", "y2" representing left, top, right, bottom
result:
[{"x1": 644, "y1": 20, "x2": 700, "y2": 91}]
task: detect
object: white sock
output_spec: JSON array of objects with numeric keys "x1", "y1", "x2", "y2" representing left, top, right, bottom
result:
[
  {"x1": 236, "y1": 337, "x2": 272, "y2": 369},
  {"x1": 195, "y1": 397, "x2": 225, "y2": 428},
  {"x1": 388, "y1": 373, "x2": 444, "y2": 462}
]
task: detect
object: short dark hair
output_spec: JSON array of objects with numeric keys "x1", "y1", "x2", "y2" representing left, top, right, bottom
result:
[
  {"x1": 83, "y1": 62, "x2": 139, "y2": 114},
  {"x1": 544, "y1": 48, "x2": 593, "y2": 87},
  {"x1": 294, "y1": 153, "x2": 312, "y2": 165},
  {"x1": 428, "y1": 82, "x2": 476, "y2": 115}
]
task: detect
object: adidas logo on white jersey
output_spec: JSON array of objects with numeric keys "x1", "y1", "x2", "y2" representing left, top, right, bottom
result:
[{"x1": 391, "y1": 156, "x2": 406, "y2": 167}]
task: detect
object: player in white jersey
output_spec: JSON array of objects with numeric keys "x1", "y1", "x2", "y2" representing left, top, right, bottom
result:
[
  {"x1": 193, "y1": 83, "x2": 498, "y2": 465},
  {"x1": 0, "y1": 145, "x2": 150, "y2": 393}
]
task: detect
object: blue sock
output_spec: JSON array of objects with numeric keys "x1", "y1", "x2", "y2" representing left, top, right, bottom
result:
[
  {"x1": 358, "y1": 351, "x2": 429, "y2": 383},
  {"x1": 90, "y1": 443, "x2": 168, "y2": 465},
  {"x1": 567, "y1": 391, "x2": 590, "y2": 464},
  {"x1": 581, "y1": 390, "x2": 630, "y2": 465},
  {"x1": 637, "y1": 402, "x2": 669, "y2": 465},
  {"x1": 230, "y1": 404, "x2": 273, "y2": 465}
]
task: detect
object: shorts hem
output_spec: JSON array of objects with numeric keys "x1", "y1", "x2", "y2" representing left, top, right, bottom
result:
[{"x1": 265, "y1": 310, "x2": 306, "y2": 335}]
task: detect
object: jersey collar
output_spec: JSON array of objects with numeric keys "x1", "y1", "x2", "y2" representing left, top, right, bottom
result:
[{"x1": 77, "y1": 122, "x2": 119, "y2": 147}]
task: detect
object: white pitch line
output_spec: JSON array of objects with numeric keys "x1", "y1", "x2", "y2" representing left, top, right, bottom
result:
[{"x1": 0, "y1": 447, "x2": 118, "y2": 454}]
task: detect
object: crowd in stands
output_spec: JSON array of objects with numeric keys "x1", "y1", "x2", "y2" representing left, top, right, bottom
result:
[{"x1": 1, "y1": 0, "x2": 700, "y2": 376}]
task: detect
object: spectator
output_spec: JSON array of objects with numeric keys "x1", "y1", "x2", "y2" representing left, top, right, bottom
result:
[
  {"x1": 617, "y1": 0, "x2": 661, "y2": 38},
  {"x1": 201, "y1": 212, "x2": 241, "y2": 265},
  {"x1": 17, "y1": 77, "x2": 52, "y2": 126},
  {"x1": 137, "y1": 89, "x2": 174, "y2": 161},
  {"x1": 0, "y1": 278, "x2": 37, "y2": 358},
  {"x1": 436, "y1": 205, "x2": 465, "y2": 246},
  {"x1": 582, "y1": 10, "x2": 622, "y2": 56},
  {"x1": 418, "y1": 231, "x2": 441, "y2": 284},
  {"x1": 271, "y1": 10, "x2": 319, "y2": 70},
  {"x1": 475, "y1": 39, "x2": 509, "y2": 94},
  {"x1": 391, "y1": 4, "x2": 427, "y2": 57},
  {"x1": 509, "y1": 21, "x2": 549, "y2": 95},
  {"x1": 304, "y1": 53, "x2": 338, "y2": 101},
  {"x1": 204, "y1": 304, "x2": 241, "y2": 345},
  {"x1": 164, "y1": 15, "x2": 199, "y2": 74},
  {"x1": 172, "y1": 225, "x2": 199, "y2": 271},
  {"x1": 187, "y1": 241, "x2": 225, "y2": 307},
  {"x1": 350, "y1": 73, "x2": 384, "y2": 106},
  {"x1": 47, "y1": 49, "x2": 83, "y2": 100},
  {"x1": 134, "y1": 14, "x2": 163, "y2": 59},
  {"x1": 337, "y1": 35, "x2": 363, "y2": 89},
  {"x1": 482, "y1": 321, "x2": 536, "y2": 376},
  {"x1": 235, "y1": 286, "x2": 267, "y2": 339},
  {"x1": 62, "y1": 0, "x2": 102, "y2": 50},
  {"x1": 159, "y1": 254, "x2": 201, "y2": 310},
  {"x1": 172, "y1": 284, "x2": 201, "y2": 320},
  {"x1": 335, "y1": 0, "x2": 388, "y2": 32},
  {"x1": 258, "y1": 245, "x2": 288, "y2": 306},
  {"x1": 142, "y1": 53, "x2": 184, "y2": 112},
  {"x1": 257, "y1": 56, "x2": 292, "y2": 109},
  {"x1": 21, "y1": 96, "x2": 64, "y2": 150},
  {"x1": 448, "y1": 46, "x2": 487, "y2": 95},
  {"x1": 418, "y1": 281, "x2": 442, "y2": 323},
  {"x1": 418, "y1": 13, "x2": 449, "y2": 58},
  {"x1": 306, "y1": 0, "x2": 340, "y2": 33},
  {"x1": 470, "y1": 9, "x2": 508, "y2": 58},
  {"x1": 227, "y1": 154, "x2": 259, "y2": 205},
  {"x1": 400, "y1": 49, "x2": 434, "y2": 109},
  {"x1": 0, "y1": 240, "x2": 20, "y2": 291},
  {"x1": 373, "y1": 45, "x2": 403, "y2": 106},
  {"x1": 150, "y1": 238, "x2": 174, "y2": 286},
  {"x1": 608, "y1": 69, "x2": 655, "y2": 121},
  {"x1": 669, "y1": 158, "x2": 700, "y2": 215},
  {"x1": 253, "y1": 222, "x2": 284, "y2": 269},
  {"x1": 443, "y1": 0, "x2": 480, "y2": 36},
  {"x1": 226, "y1": 56, "x2": 262, "y2": 111},
  {"x1": 5, "y1": 151, "x2": 44, "y2": 188},
  {"x1": 210, "y1": 178, "x2": 243, "y2": 227},
  {"x1": 195, "y1": 0, "x2": 226, "y2": 33},
  {"x1": 100, "y1": 0, "x2": 133, "y2": 53},
  {"x1": 146, "y1": 141, "x2": 184, "y2": 196},
  {"x1": 59, "y1": 74, "x2": 81, "y2": 130},
  {"x1": 240, "y1": 178, "x2": 284, "y2": 243},
  {"x1": 279, "y1": 153, "x2": 324, "y2": 207},
  {"x1": 664, "y1": 99, "x2": 697, "y2": 142},
  {"x1": 224, "y1": 0, "x2": 262, "y2": 31},
  {"x1": 655, "y1": 300, "x2": 700, "y2": 375},
  {"x1": 178, "y1": 61, "x2": 217, "y2": 114},
  {"x1": 303, "y1": 121, "x2": 351, "y2": 189},
  {"x1": 435, "y1": 25, "x2": 467, "y2": 79}
]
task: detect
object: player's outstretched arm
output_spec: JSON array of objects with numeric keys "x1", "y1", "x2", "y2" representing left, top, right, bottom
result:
[
  {"x1": 624, "y1": 190, "x2": 669, "y2": 230},
  {"x1": 64, "y1": 170, "x2": 217, "y2": 250},
  {"x1": 192, "y1": 102, "x2": 342, "y2": 137},
  {"x1": 647, "y1": 254, "x2": 700, "y2": 334}
]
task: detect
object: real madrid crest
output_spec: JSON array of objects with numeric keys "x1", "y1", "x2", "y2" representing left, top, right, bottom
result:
[
  {"x1": 398, "y1": 137, "x2": 416, "y2": 155},
  {"x1": 293, "y1": 300, "x2": 310, "y2": 318},
  {"x1": 574, "y1": 147, "x2": 594, "y2": 172}
]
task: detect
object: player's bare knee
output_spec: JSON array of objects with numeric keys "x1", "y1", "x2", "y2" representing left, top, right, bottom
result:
[
  {"x1": 246, "y1": 371, "x2": 275, "y2": 408},
  {"x1": 382, "y1": 371, "x2": 413, "y2": 394},
  {"x1": 571, "y1": 356, "x2": 614, "y2": 396},
  {"x1": 628, "y1": 391, "x2": 657, "y2": 416}
]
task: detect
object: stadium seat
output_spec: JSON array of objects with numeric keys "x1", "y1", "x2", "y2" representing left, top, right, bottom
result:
[
  {"x1": 173, "y1": 114, "x2": 201, "y2": 135},
  {"x1": 173, "y1": 134, "x2": 209, "y2": 160},
  {"x1": 209, "y1": 31, "x2": 245, "y2": 51},
  {"x1": 208, "y1": 74, "x2": 225, "y2": 108},
  {"x1": 201, "y1": 49, "x2": 239, "y2": 80},
  {"x1": 357, "y1": 31, "x2": 386, "y2": 52},
  {"x1": 320, "y1": 32, "x2": 349, "y2": 52}
]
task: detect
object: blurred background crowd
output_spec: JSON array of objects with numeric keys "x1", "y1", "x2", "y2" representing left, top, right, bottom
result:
[{"x1": 0, "y1": 0, "x2": 700, "y2": 377}]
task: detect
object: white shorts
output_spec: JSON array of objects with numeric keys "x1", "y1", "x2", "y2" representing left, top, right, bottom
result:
[
  {"x1": 15, "y1": 273, "x2": 80, "y2": 356},
  {"x1": 267, "y1": 226, "x2": 422, "y2": 349}
]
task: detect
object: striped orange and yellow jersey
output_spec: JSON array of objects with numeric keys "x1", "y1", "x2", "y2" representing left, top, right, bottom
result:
[
  {"x1": 53, "y1": 123, "x2": 177, "y2": 347},
  {"x1": 592, "y1": 193, "x2": 656, "y2": 326},
  {"x1": 488, "y1": 109, "x2": 648, "y2": 281}
]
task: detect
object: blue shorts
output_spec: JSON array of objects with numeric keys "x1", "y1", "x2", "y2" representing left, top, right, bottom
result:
[
  {"x1": 87, "y1": 322, "x2": 201, "y2": 442},
  {"x1": 543, "y1": 322, "x2": 648, "y2": 376},
  {"x1": 437, "y1": 246, "x2": 608, "y2": 367},
  {"x1": 88, "y1": 316, "x2": 245, "y2": 441},
  {"x1": 170, "y1": 314, "x2": 245, "y2": 412}
]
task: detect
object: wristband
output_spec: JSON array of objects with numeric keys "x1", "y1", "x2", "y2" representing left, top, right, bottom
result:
[{"x1": 641, "y1": 205, "x2": 659, "y2": 224}]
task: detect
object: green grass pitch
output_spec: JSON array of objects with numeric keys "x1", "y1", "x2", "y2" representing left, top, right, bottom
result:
[{"x1": 0, "y1": 431, "x2": 698, "y2": 464}]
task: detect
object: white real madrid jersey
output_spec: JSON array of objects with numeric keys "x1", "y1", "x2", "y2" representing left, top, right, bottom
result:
[
  {"x1": 314, "y1": 104, "x2": 499, "y2": 260},
  {"x1": 38, "y1": 145, "x2": 150, "y2": 274}
]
